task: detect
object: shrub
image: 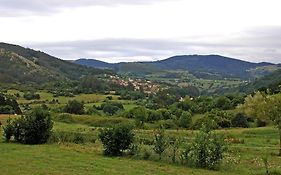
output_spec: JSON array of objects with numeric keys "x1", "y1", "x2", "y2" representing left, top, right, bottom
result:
[
  {"x1": 153, "y1": 127, "x2": 167, "y2": 160},
  {"x1": 169, "y1": 137, "x2": 182, "y2": 163},
  {"x1": 64, "y1": 100, "x2": 84, "y2": 114},
  {"x1": 231, "y1": 113, "x2": 249, "y2": 128},
  {"x1": 101, "y1": 101, "x2": 124, "y2": 116},
  {"x1": 178, "y1": 111, "x2": 192, "y2": 128},
  {"x1": 130, "y1": 106, "x2": 148, "y2": 128},
  {"x1": 0, "y1": 105, "x2": 14, "y2": 114},
  {"x1": 181, "y1": 126, "x2": 226, "y2": 170},
  {"x1": 102, "y1": 104, "x2": 120, "y2": 115},
  {"x1": 256, "y1": 118, "x2": 268, "y2": 127},
  {"x1": 0, "y1": 93, "x2": 21, "y2": 114},
  {"x1": 192, "y1": 117, "x2": 218, "y2": 130},
  {"x1": 3, "y1": 118, "x2": 14, "y2": 141},
  {"x1": 158, "y1": 109, "x2": 172, "y2": 120},
  {"x1": 4, "y1": 107, "x2": 53, "y2": 144},
  {"x1": 147, "y1": 110, "x2": 163, "y2": 122},
  {"x1": 99, "y1": 124, "x2": 134, "y2": 156},
  {"x1": 23, "y1": 92, "x2": 40, "y2": 100},
  {"x1": 156, "y1": 119, "x2": 177, "y2": 129}
]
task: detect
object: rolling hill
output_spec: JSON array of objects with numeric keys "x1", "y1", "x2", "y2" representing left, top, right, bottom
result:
[
  {"x1": 0, "y1": 42, "x2": 112, "y2": 84},
  {"x1": 75, "y1": 55, "x2": 279, "y2": 79},
  {"x1": 239, "y1": 69, "x2": 281, "y2": 93}
]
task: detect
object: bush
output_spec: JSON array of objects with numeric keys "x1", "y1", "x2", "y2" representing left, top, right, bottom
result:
[
  {"x1": 256, "y1": 118, "x2": 268, "y2": 127},
  {"x1": 99, "y1": 124, "x2": 134, "y2": 156},
  {"x1": 101, "y1": 101, "x2": 124, "y2": 116},
  {"x1": 0, "y1": 93, "x2": 21, "y2": 114},
  {"x1": 64, "y1": 100, "x2": 84, "y2": 114},
  {"x1": 4, "y1": 107, "x2": 53, "y2": 144},
  {"x1": 3, "y1": 118, "x2": 14, "y2": 141},
  {"x1": 231, "y1": 113, "x2": 249, "y2": 128},
  {"x1": 181, "y1": 126, "x2": 226, "y2": 170},
  {"x1": 153, "y1": 127, "x2": 167, "y2": 160},
  {"x1": 0, "y1": 105, "x2": 15, "y2": 114},
  {"x1": 147, "y1": 110, "x2": 163, "y2": 122},
  {"x1": 130, "y1": 106, "x2": 148, "y2": 128},
  {"x1": 178, "y1": 111, "x2": 192, "y2": 128},
  {"x1": 192, "y1": 117, "x2": 218, "y2": 130},
  {"x1": 23, "y1": 92, "x2": 40, "y2": 100},
  {"x1": 156, "y1": 119, "x2": 177, "y2": 129}
]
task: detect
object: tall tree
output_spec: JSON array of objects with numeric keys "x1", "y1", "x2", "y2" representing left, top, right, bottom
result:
[{"x1": 266, "y1": 94, "x2": 281, "y2": 156}]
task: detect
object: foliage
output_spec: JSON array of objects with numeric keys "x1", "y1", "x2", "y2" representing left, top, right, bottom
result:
[
  {"x1": 3, "y1": 107, "x2": 53, "y2": 144},
  {"x1": 3, "y1": 118, "x2": 14, "y2": 141},
  {"x1": 101, "y1": 101, "x2": 124, "y2": 115},
  {"x1": 178, "y1": 111, "x2": 192, "y2": 128},
  {"x1": 119, "y1": 90, "x2": 146, "y2": 100},
  {"x1": 181, "y1": 126, "x2": 226, "y2": 170},
  {"x1": 192, "y1": 117, "x2": 218, "y2": 130},
  {"x1": 214, "y1": 96, "x2": 232, "y2": 110},
  {"x1": 207, "y1": 110, "x2": 232, "y2": 128},
  {"x1": 169, "y1": 137, "x2": 182, "y2": 163},
  {"x1": 129, "y1": 106, "x2": 148, "y2": 128},
  {"x1": 240, "y1": 91, "x2": 267, "y2": 120},
  {"x1": 23, "y1": 91, "x2": 40, "y2": 100},
  {"x1": 153, "y1": 127, "x2": 168, "y2": 160},
  {"x1": 99, "y1": 124, "x2": 134, "y2": 156},
  {"x1": 147, "y1": 110, "x2": 163, "y2": 122},
  {"x1": 64, "y1": 100, "x2": 84, "y2": 114},
  {"x1": 265, "y1": 94, "x2": 281, "y2": 156},
  {"x1": 0, "y1": 93, "x2": 21, "y2": 114},
  {"x1": 231, "y1": 113, "x2": 249, "y2": 128}
]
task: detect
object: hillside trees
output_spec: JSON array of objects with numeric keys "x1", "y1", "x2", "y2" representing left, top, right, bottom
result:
[{"x1": 241, "y1": 92, "x2": 281, "y2": 156}]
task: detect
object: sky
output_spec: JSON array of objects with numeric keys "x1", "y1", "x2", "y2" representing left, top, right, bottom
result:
[{"x1": 0, "y1": 0, "x2": 281, "y2": 63}]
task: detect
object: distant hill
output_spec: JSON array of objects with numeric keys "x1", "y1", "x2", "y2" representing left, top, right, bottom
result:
[
  {"x1": 75, "y1": 55, "x2": 279, "y2": 79},
  {"x1": 239, "y1": 69, "x2": 281, "y2": 93},
  {"x1": 75, "y1": 59, "x2": 161, "y2": 75},
  {"x1": 76, "y1": 58, "x2": 114, "y2": 69},
  {"x1": 0, "y1": 43, "x2": 111, "y2": 84}
]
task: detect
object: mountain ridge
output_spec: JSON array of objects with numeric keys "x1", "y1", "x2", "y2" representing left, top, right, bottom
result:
[{"x1": 74, "y1": 55, "x2": 278, "y2": 79}]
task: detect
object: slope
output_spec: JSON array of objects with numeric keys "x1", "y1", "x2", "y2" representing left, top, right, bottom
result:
[{"x1": 0, "y1": 43, "x2": 111, "y2": 84}]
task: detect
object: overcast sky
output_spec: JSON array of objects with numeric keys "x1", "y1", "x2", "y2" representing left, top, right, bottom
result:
[{"x1": 1, "y1": 0, "x2": 281, "y2": 63}]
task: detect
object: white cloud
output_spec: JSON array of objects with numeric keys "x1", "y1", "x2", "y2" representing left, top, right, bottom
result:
[{"x1": 0, "y1": 0, "x2": 281, "y2": 63}]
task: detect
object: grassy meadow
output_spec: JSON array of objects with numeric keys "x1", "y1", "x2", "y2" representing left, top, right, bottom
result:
[
  {"x1": 1, "y1": 90, "x2": 281, "y2": 175},
  {"x1": 1, "y1": 115, "x2": 281, "y2": 174}
]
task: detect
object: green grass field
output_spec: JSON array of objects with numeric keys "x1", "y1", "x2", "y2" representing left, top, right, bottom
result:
[
  {"x1": 1, "y1": 115, "x2": 281, "y2": 175},
  {"x1": 2, "y1": 90, "x2": 281, "y2": 175}
]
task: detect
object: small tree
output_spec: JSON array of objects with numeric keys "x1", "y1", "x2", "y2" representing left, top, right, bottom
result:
[
  {"x1": 231, "y1": 113, "x2": 249, "y2": 128},
  {"x1": 153, "y1": 127, "x2": 167, "y2": 160},
  {"x1": 178, "y1": 111, "x2": 192, "y2": 128},
  {"x1": 64, "y1": 100, "x2": 84, "y2": 114},
  {"x1": 3, "y1": 107, "x2": 53, "y2": 144},
  {"x1": 169, "y1": 136, "x2": 182, "y2": 163},
  {"x1": 266, "y1": 95, "x2": 281, "y2": 156},
  {"x1": 181, "y1": 125, "x2": 226, "y2": 169},
  {"x1": 99, "y1": 124, "x2": 134, "y2": 156},
  {"x1": 130, "y1": 107, "x2": 148, "y2": 128}
]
